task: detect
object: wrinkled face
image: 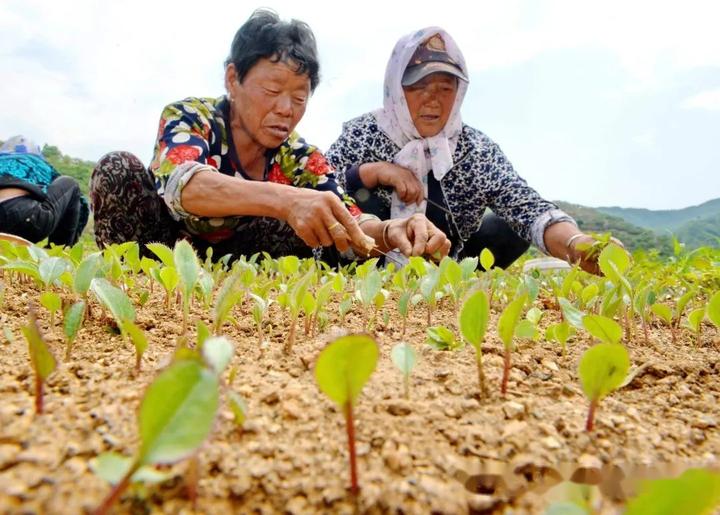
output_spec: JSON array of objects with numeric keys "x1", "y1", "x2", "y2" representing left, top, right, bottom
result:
[
  {"x1": 226, "y1": 58, "x2": 310, "y2": 149},
  {"x1": 402, "y1": 73, "x2": 458, "y2": 137}
]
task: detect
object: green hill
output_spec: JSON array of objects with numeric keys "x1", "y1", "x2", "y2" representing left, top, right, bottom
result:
[
  {"x1": 555, "y1": 201, "x2": 673, "y2": 254},
  {"x1": 41, "y1": 144, "x2": 94, "y2": 195},
  {"x1": 674, "y1": 212, "x2": 720, "y2": 248},
  {"x1": 596, "y1": 198, "x2": 720, "y2": 232}
]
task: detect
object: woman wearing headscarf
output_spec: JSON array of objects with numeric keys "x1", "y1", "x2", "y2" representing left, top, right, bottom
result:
[
  {"x1": 0, "y1": 135, "x2": 88, "y2": 246},
  {"x1": 90, "y1": 10, "x2": 449, "y2": 264},
  {"x1": 326, "y1": 28, "x2": 612, "y2": 272}
]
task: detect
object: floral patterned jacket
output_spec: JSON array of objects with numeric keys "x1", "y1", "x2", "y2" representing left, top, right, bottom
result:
[
  {"x1": 326, "y1": 112, "x2": 575, "y2": 253},
  {"x1": 150, "y1": 96, "x2": 359, "y2": 243}
]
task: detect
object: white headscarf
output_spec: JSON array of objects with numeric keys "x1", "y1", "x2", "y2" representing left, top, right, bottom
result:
[{"x1": 373, "y1": 27, "x2": 468, "y2": 220}]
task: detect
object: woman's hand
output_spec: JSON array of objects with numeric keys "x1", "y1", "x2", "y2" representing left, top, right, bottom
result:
[
  {"x1": 284, "y1": 189, "x2": 367, "y2": 252},
  {"x1": 359, "y1": 162, "x2": 424, "y2": 205},
  {"x1": 544, "y1": 222, "x2": 626, "y2": 275},
  {"x1": 383, "y1": 214, "x2": 451, "y2": 258}
]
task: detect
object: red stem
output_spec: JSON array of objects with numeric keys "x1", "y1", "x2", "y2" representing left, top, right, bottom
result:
[
  {"x1": 344, "y1": 402, "x2": 359, "y2": 496},
  {"x1": 501, "y1": 349, "x2": 511, "y2": 395},
  {"x1": 35, "y1": 374, "x2": 43, "y2": 415},
  {"x1": 586, "y1": 398, "x2": 598, "y2": 432},
  {"x1": 93, "y1": 462, "x2": 139, "y2": 515}
]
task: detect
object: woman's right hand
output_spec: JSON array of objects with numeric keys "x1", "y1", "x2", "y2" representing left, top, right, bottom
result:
[{"x1": 359, "y1": 162, "x2": 424, "y2": 205}]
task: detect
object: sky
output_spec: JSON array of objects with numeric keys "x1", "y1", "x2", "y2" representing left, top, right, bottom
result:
[{"x1": 1, "y1": 0, "x2": 719, "y2": 210}]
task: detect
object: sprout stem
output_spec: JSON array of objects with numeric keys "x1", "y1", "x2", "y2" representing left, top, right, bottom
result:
[
  {"x1": 34, "y1": 374, "x2": 43, "y2": 415},
  {"x1": 93, "y1": 461, "x2": 139, "y2": 515},
  {"x1": 501, "y1": 349, "x2": 511, "y2": 395},
  {"x1": 586, "y1": 398, "x2": 598, "y2": 432},
  {"x1": 344, "y1": 402, "x2": 359, "y2": 496},
  {"x1": 476, "y1": 353, "x2": 487, "y2": 398}
]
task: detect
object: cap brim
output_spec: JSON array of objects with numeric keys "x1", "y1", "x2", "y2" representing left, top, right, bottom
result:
[{"x1": 401, "y1": 62, "x2": 469, "y2": 86}]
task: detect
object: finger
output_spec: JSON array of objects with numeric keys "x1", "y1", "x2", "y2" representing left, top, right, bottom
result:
[
  {"x1": 408, "y1": 216, "x2": 429, "y2": 256},
  {"x1": 389, "y1": 222, "x2": 413, "y2": 256},
  {"x1": 396, "y1": 182, "x2": 408, "y2": 202},
  {"x1": 325, "y1": 217, "x2": 351, "y2": 253},
  {"x1": 328, "y1": 194, "x2": 366, "y2": 249},
  {"x1": 426, "y1": 228, "x2": 449, "y2": 256},
  {"x1": 295, "y1": 221, "x2": 320, "y2": 248}
]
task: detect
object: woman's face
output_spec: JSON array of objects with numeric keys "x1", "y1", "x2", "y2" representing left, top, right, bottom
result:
[
  {"x1": 403, "y1": 73, "x2": 458, "y2": 137},
  {"x1": 226, "y1": 58, "x2": 310, "y2": 149}
]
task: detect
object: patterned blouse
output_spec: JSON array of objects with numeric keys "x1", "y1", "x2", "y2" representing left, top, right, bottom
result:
[
  {"x1": 326, "y1": 112, "x2": 575, "y2": 254},
  {"x1": 150, "y1": 96, "x2": 360, "y2": 245}
]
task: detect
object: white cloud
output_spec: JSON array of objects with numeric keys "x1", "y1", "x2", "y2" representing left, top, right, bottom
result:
[{"x1": 681, "y1": 89, "x2": 720, "y2": 111}]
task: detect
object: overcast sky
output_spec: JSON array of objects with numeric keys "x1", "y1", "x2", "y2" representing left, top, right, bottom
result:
[{"x1": 1, "y1": 0, "x2": 719, "y2": 209}]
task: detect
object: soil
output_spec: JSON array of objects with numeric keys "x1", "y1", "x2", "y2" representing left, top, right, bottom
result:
[{"x1": 0, "y1": 277, "x2": 719, "y2": 514}]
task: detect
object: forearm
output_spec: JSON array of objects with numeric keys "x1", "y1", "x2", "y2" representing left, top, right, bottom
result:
[
  {"x1": 356, "y1": 219, "x2": 390, "y2": 255},
  {"x1": 357, "y1": 163, "x2": 381, "y2": 189},
  {"x1": 180, "y1": 170, "x2": 292, "y2": 220}
]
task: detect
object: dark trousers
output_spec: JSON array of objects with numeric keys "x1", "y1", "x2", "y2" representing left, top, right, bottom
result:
[
  {"x1": 460, "y1": 212, "x2": 530, "y2": 269},
  {"x1": 0, "y1": 176, "x2": 87, "y2": 246}
]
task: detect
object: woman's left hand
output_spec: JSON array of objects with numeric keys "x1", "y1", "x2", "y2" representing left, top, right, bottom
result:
[{"x1": 384, "y1": 214, "x2": 451, "y2": 258}]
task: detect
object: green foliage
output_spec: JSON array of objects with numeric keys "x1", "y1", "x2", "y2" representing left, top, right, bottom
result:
[
  {"x1": 391, "y1": 341, "x2": 417, "y2": 398},
  {"x1": 497, "y1": 293, "x2": 528, "y2": 349},
  {"x1": 91, "y1": 278, "x2": 135, "y2": 324},
  {"x1": 138, "y1": 360, "x2": 220, "y2": 464},
  {"x1": 315, "y1": 334, "x2": 378, "y2": 408},
  {"x1": 63, "y1": 301, "x2": 85, "y2": 359},
  {"x1": 625, "y1": 468, "x2": 720, "y2": 515},
  {"x1": 228, "y1": 391, "x2": 249, "y2": 427},
  {"x1": 578, "y1": 343, "x2": 629, "y2": 402},
  {"x1": 90, "y1": 452, "x2": 170, "y2": 486},
  {"x1": 39, "y1": 291, "x2": 62, "y2": 325},
  {"x1": 459, "y1": 289, "x2": 490, "y2": 352},
  {"x1": 426, "y1": 325, "x2": 461, "y2": 350},
  {"x1": 23, "y1": 310, "x2": 57, "y2": 382},
  {"x1": 707, "y1": 291, "x2": 720, "y2": 329},
  {"x1": 582, "y1": 315, "x2": 623, "y2": 345},
  {"x1": 545, "y1": 321, "x2": 575, "y2": 355},
  {"x1": 480, "y1": 248, "x2": 495, "y2": 271}
]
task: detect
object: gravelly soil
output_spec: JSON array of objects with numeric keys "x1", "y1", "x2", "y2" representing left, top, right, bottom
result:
[{"x1": 1, "y1": 278, "x2": 718, "y2": 514}]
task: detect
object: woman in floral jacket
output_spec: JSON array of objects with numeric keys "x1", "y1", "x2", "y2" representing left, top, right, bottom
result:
[
  {"x1": 327, "y1": 27, "x2": 612, "y2": 272},
  {"x1": 90, "y1": 10, "x2": 449, "y2": 263}
]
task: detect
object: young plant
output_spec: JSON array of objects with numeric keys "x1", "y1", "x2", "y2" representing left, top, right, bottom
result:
[
  {"x1": 650, "y1": 303, "x2": 675, "y2": 342},
  {"x1": 426, "y1": 325, "x2": 461, "y2": 350},
  {"x1": 544, "y1": 321, "x2": 576, "y2": 356},
  {"x1": 582, "y1": 314, "x2": 623, "y2": 345},
  {"x1": 707, "y1": 291, "x2": 720, "y2": 330},
  {"x1": 625, "y1": 467, "x2": 720, "y2": 515},
  {"x1": 39, "y1": 290, "x2": 62, "y2": 327},
  {"x1": 497, "y1": 293, "x2": 528, "y2": 395},
  {"x1": 684, "y1": 306, "x2": 706, "y2": 345},
  {"x1": 213, "y1": 272, "x2": 243, "y2": 335},
  {"x1": 63, "y1": 300, "x2": 85, "y2": 360},
  {"x1": 174, "y1": 240, "x2": 200, "y2": 335},
  {"x1": 315, "y1": 334, "x2": 378, "y2": 496},
  {"x1": 390, "y1": 341, "x2": 418, "y2": 399},
  {"x1": 578, "y1": 343, "x2": 629, "y2": 431},
  {"x1": 93, "y1": 338, "x2": 230, "y2": 515},
  {"x1": 22, "y1": 307, "x2": 57, "y2": 414},
  {"x1": 285, "y1": 270, "x2": 314, "y2": 352},
  {"x1": 459, "y1": 289, "x2": 490, "y2": 396}
]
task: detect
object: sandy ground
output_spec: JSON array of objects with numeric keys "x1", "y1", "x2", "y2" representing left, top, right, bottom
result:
[{"x1": 1, "y1": 278, "x2": 719, "y2": 514}]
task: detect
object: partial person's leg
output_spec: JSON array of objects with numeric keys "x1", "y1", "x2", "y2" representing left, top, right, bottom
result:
[
  {"x1": 44, "y1": 176, "x2": 83, "y2": 246},
  {"x1": 0, "y1": 196, "x2": 54, "y2": 243},
  {"x1": 90, "y1": 151, "x2": 177, "y2": 249},
  {"x1": 460, "y1": 212, "x2": 530, "y2": 269}
]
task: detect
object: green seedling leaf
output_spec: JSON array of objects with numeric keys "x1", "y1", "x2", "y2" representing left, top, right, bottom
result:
[
  {"x1": 91, "y1": 278, "x2": 135, "y2": 324},
  {"x1": 598, "y1": 243, "x2": 630, "y2": 283},
  {"x1": 40, "y1": 291, "x2": 62, "y2": 324},
  {"x1": 202, "y1": 336, "x2": 234, "y2": 375},
  {"x1": 121, "y1": 321, "x2": 148, "y2": 372},
  {"x1": 174, "y1": 240, "x2": 199, "y2": 298},
  {"x1": 578, "y1": 343, "x2": 629, "y2": 431},
  {"x1": 459, "y1": 289, "x2": 489, "y2": 351},
  {"x1": 515, "y1": 319, "x2": 539, "y2": 340},
  {"x1": 315, "y1": 334, "x2": 378, "y2": 408},
  {"x1": 707, "y1": 291, "x2": 720, "y2": 329},
  {"x1": 582, "y1": 315, "x2": 623, "y2": 345},
  {"x1": 459, "y1": 256, "x2": 478, "y2": 279},
  {"x1": 391, "y1": 341, "x2": 417, "y2": 375},
  {"x1": 38, "y1": 256, "x2": 69, "y2": 287},
  {"x1": 526, "y1": 307, "x2": 544, "y2": 325},
  {"x1": 90, "y1": 452, "x2": 171, "y2": 486},
  {"x1": 686, "y1": 307, "x2": 705, "y2": 333},
  {"x1": 498, "y1": 294, "x2": 527, "y2": 349},
  {"x1": 358, "y1": 269, "x2": 382, "y2": 307},
  {"x1": 196, "y1": 320, "x2": 211, "y2": 349},
  {"x1": 138, "y1": 360, "x2": 219, "y2": 464},
  {"x1": 213, "y1": 273, "x2": 243, "y2": 334},
  {"x1": 625, "y1": 468, "x2": 720, "y2": 515},
  {"x1": 426, "y1": 325, "x2": 461, "y2": 350},
  {"x1": 22, "y1": 309, "x2": 57, "y2": 414},
  {"x1": 581, "y1": 283, "x2": 600, "y2": 307},
  {"x1": 651, "y1": 303, "x2": 673, "y2": 325},
  {"x1": 146, "y1": 242, "x2": 175, "y2": 267},
  {"x1": 63, "y1": 301, "x2": 85, "y2": 360},
  {"x1": 545, "y1": 321, "x2": 575, "y2": 355},
  {"x1": 559, "y1": 298, "x2": 585, "y2": 329},
  {"x1": 480, "y1": 248, "x2": 495, "y2": 271},
  {"x1": 228, "y1": 391, "x2": 248, "y2": 427},
  {"x1": 74, "y1": 253, "x2": 103, "y2": 294}
]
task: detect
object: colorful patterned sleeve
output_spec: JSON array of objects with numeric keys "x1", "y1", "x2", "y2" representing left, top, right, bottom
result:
[
  {"x1": 270, "y1": 133, "x2": 363, "y2": 217},
  {"x1": 150, "y1": 98, "x2": 219, "y2": 220}
]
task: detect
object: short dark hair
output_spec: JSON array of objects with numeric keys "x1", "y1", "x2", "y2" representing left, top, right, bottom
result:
[{"x1": 226, "y1": 9, "x2": 320, "y2": 92}]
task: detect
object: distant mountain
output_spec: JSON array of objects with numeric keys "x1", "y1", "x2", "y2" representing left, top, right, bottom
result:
[
  {"x1": 555, "y1": 201, "x2": 673, "y2": 254},
  {"x1": 595, "y1": 198, "x2": 720, "y2": 232},
  {"x1": 674, "y1": 212, "x2": 720, "y2": 248}
]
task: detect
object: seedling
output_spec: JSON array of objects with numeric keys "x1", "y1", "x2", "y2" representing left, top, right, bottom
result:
[
  {"x1": 582, "y1": 315, "x2": 623, "y2": 345},
  {"x1": 707, "y1": 291, "x2": 720, "y2": 330},
  {"x1": 390, "y1": 341, "x2": 418, "y2": 399},
  {"x1": 625, "y1": 467, "x2": 720, "y2": 515},
  {"x1": 684, "y1": 306, "x2": 706, "y2": 345},
  {"x1": 578, "y1": 343, "x2": 629, "y2": 431},
  {"x1": 497, "y1": 293, "x2": 528, "y2": 395},
  {"x1": 315, "y1": 334, "x2": 378, "y2": 496},
  {"x1": 93, "y1": 338, "x2": 230, "y2": 515},
  {"x1": 63, "y1": 300, "x2": 85, "y2": 360},
  {"x1": 459, "y1": 289, "x2": 490, "y2": 396},
  {"x1": 228, "y1": 391, "x2": 249, "y2": 429},
  {"x1": 174, "y1": 240, "x2": 200, "y2": 335},
  {"x1": 650, "y1": 303, "x2": 675, "y2": 342},
  {"x1": 39, "y1": 291, "x2": 62, "y2": 326},
  {"x1": 426, "y1": 325, "x2": 461, "y2": 350},
  {"x1": 285, "y1": 270, "x2": 314, "y2": 352},
  {"x1": 545, "y1": 321, "x2": 576, "y2": 356},
  {"x1": 22, "y1": 306, "x2": 57, "y2": 414},
  {"x1": 213, "y1": 272, "x2": 243, "y2": 334}
]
